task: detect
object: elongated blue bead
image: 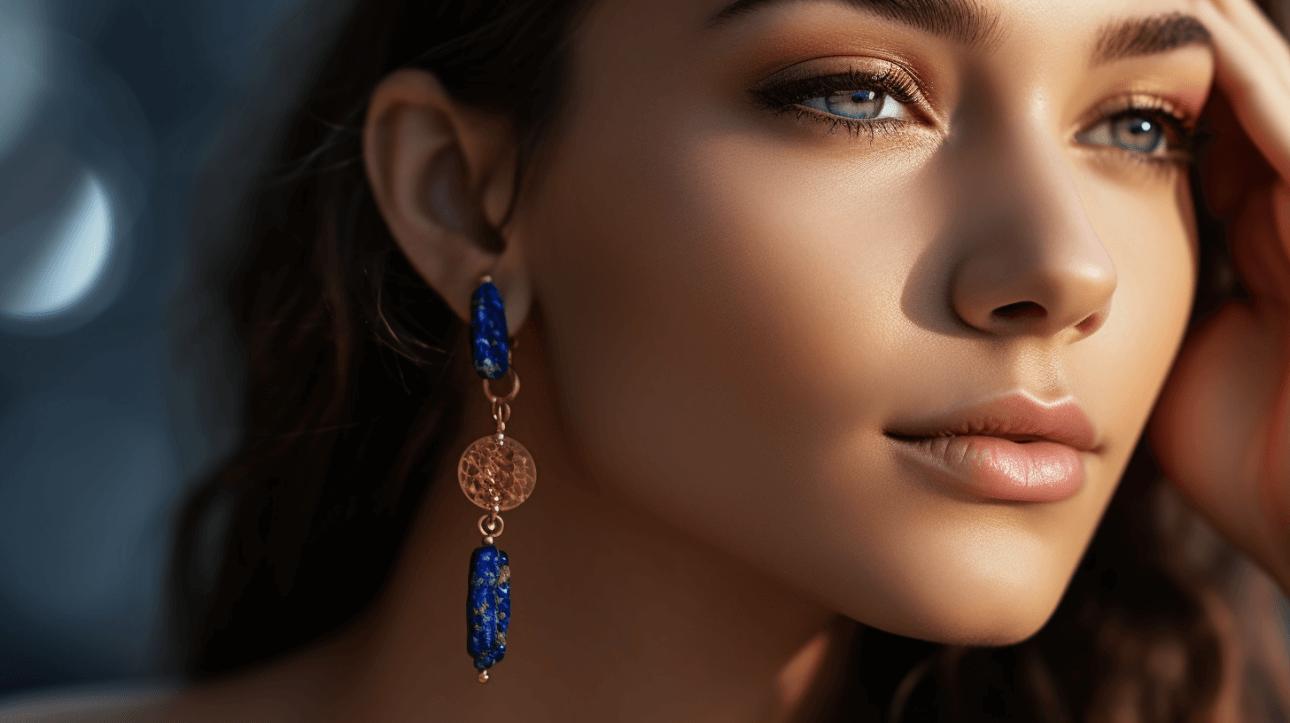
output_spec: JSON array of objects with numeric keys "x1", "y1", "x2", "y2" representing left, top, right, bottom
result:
[
  {"x1": 467, "y1": 545, "x2": 511, "y2": 671},
  {"x1": 470, "y1": 281, "x2": 510, "y2": 380}
]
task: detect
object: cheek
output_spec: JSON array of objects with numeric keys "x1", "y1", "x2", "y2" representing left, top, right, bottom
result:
[
  {"x1": 527, "y1": 110, "x2": 935, "y2": 514},
  {"x1": 1077, "y1": 173, "x2": 1198, "y2": 461}
]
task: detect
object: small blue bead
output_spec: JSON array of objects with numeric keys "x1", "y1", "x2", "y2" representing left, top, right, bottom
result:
[{"x1": 470, "y1": 281, "x2": 510, "y2": 380}]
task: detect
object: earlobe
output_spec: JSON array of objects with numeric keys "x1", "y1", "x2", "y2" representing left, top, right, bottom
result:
[{"x1": 362, "y1": 68, "x2": 532, "y2": 331}]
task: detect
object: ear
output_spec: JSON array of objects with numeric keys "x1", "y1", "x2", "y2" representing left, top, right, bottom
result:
[{"x1": 363, "y1": 68, "x2": 534, "y2": 333}]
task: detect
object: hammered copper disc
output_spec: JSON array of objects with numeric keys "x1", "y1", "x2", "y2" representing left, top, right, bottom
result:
[{"x1": 458, "y1": 434, "x2": 537, "y2": 511}]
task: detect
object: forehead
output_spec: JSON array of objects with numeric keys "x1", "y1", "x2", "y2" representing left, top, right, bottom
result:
[{"x1": 574, "y1": 0, "x2": 1205, "y2": 64}]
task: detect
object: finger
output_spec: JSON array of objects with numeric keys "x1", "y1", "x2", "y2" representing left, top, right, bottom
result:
[
  {"x1": 1197, "y1": 1, "x2": 1290, "y2": 181},
  {"x1": 1209, "y1": 0, "x2": 1290, "y2": 88}
]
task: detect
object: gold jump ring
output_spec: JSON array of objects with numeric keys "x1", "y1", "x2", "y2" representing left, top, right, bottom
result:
[
  {"x1": 482, "y1": 367, "x2": 520, "y2": 403},
  {"x1": 477, "y1": 513, "x2": 505, "y2": 538},
  {"x1": 491, "y1": 400, "x2": 512, "y2": 425}
]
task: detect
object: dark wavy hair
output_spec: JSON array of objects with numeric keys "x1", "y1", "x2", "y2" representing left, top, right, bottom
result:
[{"x1": 168, "y1": 1, "x2": 1290, "y2": 720}]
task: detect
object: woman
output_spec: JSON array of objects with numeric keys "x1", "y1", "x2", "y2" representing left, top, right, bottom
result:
[{"x1": 8, "y1": 0, "x2": 1290, "y2": 720}]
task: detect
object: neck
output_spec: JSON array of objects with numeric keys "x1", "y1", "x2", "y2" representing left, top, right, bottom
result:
[{"x1": 328, "y1": 311, "x2": 851, "y2": 722}]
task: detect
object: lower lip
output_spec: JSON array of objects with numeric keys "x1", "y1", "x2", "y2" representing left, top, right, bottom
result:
[{"x1": 886, "y1": 434, "x2": 1087, "y2": 502}]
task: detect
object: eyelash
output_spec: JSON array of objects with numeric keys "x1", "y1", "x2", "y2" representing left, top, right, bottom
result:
[
  {"x1": 749, "y1": 68, "x2": 1201, "y2": 168},
  {"x1": 749, "y1": 66, "x2": 919, "y2": 142}
]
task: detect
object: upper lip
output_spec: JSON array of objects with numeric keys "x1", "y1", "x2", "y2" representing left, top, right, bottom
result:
[{"x1": 884, "y1": 391, "x2": 1100, "y2": 452}]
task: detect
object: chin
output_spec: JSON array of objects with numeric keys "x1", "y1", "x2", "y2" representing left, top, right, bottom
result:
[
  {"x1": 911, "y1": 603, "x2": 1058, "y2": 648},
  {"x1": 849, "y1": 595, "x2": 1063, "y2": 648},
  {"x1": 897, "y1": 588, "x2": 1057, "y2": 650},
  {"x1": 859, "y1": 569, "x2": 1069, "y2": 648}
]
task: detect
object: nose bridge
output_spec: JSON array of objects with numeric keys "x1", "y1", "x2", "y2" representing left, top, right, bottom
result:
[{"x1": 948, "y1": 113, "x2": 1118, "y2": 341}]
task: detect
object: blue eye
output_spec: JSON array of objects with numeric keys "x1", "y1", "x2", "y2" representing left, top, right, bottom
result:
[
  {"x1": 1076, "y1": 105, "x2": 1195, "y2": 163},
  {"x1": 1110, "y1": 114, "x2": 1163, "y2": 153},
  {"x1": 801, "y1": 87, "x2": 912, "y2": 121},
  {"x1": 748, "y1": 65, "x2": 923, "y2": 136}
]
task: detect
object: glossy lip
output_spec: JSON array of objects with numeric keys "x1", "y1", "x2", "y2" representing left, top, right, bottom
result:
[{"x1": 884, "y1": 392, "x2": 1101, "y2": 503}]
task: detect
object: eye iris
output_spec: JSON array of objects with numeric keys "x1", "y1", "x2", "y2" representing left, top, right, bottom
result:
[
  {"x1": 824, "y1": 88, "x2": 885, "y2": 119},
  {"x1": 1112, "y1": 114, "x2": 1163, "y2": 153}
]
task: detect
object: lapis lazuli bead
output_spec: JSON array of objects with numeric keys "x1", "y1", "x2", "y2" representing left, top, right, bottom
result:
[
  {"x1": 470, "y1": 281, "x2": 510, "y2": 380},
  {"x1": 467, "y1": 544, "x2": 511, "y2": 672}
]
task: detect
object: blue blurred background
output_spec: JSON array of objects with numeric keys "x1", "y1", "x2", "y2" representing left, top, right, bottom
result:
[{"x1": 0, "y1": 0, "x2": 302, "y2": 695}]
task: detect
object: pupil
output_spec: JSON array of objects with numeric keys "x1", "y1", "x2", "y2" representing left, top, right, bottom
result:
[
  {"x1": 1113, "y1": 115, "x2": 1161, "y2": 153},
  {"x1": 825, "y1": 88, "x2": 884, "y2": 120}
]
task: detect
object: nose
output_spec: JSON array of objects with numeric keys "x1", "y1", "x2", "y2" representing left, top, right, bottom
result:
[{"x1": 949, "y1": 127, "x2": 1117, "y2": 341}]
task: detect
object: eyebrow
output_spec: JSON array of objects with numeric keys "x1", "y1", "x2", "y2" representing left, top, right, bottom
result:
[
  {"x1": 705, "y1": 0, "x2": 1213, "y2": 64},
  {"x1": 704, "y1": 0, "x2": 1003, "y2": 47},
  {"x1": 1092, "y1": 12, "x2": 1212, "y2": 64}
]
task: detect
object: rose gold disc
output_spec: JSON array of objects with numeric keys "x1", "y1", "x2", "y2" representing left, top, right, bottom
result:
[{"x1": 458, "y1": 434, "x2": 537, "y2": 511}]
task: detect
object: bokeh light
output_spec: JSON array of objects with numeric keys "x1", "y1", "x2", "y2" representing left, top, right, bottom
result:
[{"x1": 0, "y1": 170, "x2": 115, "y2": 323}]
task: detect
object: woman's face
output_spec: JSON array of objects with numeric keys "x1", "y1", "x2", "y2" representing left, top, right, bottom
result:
[{"x1": 512, "y1": 0, "x2": 1214, "y2": 644}]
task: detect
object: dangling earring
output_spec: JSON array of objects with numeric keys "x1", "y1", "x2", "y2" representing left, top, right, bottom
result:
[{"x1": 460, "y1": 273, "x2": 537, "y2": 683}]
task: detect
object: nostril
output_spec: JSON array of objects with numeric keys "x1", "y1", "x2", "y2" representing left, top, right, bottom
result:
[
  {"x1": 1075, "y1": 311, "x2": 1104, "y2": 335},
  {"x1": 992, "y1": 301, "x2": 1045, "y2": 321}
]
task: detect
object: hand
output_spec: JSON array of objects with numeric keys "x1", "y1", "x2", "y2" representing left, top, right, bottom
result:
[{"x1": 1147, "y1": 0, "x2": 1290, "y2": 594}]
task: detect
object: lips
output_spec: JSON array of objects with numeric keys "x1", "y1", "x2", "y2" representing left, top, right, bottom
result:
[
  {"x1": 885, "y1": 392, "x2": 1099, "y2": 452},
  {"x1": 884, "y1": 392, "x2": 1100, "y2": 503}
]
